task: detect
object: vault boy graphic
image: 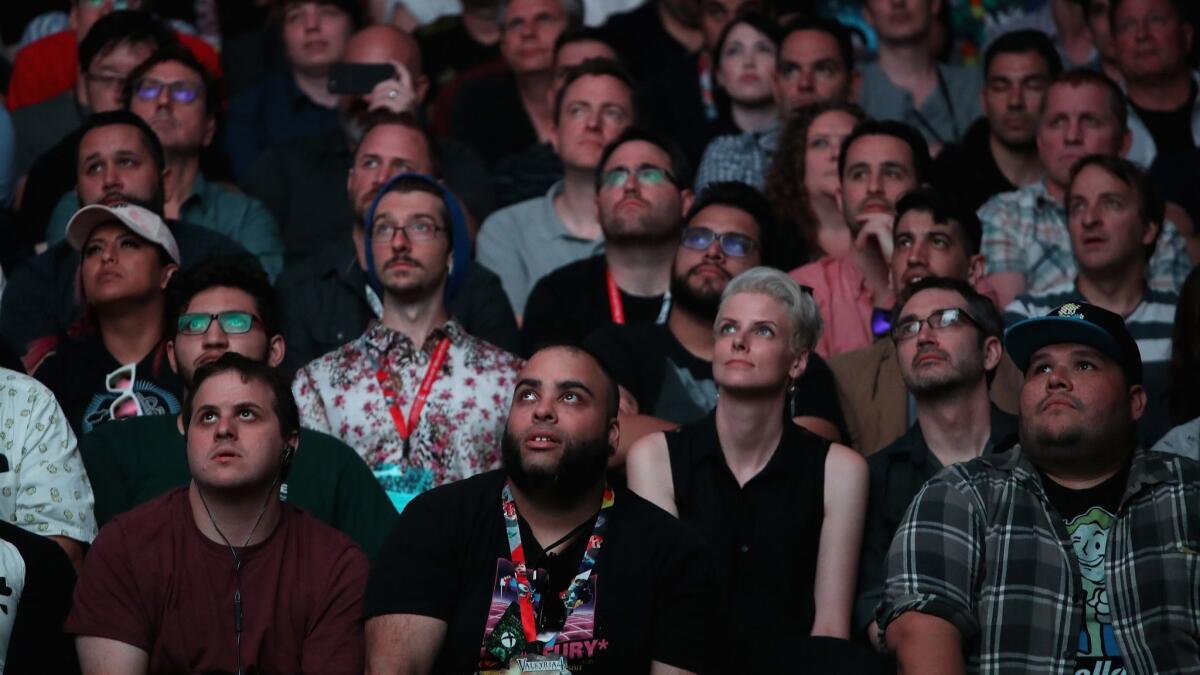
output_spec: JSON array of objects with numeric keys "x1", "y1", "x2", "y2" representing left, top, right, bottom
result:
[{"x1": 1068, "y1": 507, "x2": 1124, "y2": 669}]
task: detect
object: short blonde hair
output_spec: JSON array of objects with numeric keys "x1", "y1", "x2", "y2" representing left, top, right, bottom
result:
[{"x1": 719, "y1": 267, "x2": 823, "y2": 354}]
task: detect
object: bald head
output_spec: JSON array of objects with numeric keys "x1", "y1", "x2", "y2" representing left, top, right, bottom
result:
[{"x1": 345, "y1": 25, "x2": 423, "y2": 78}]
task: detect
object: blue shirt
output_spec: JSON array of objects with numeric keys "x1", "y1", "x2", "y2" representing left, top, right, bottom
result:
[{"x1": 224, "y1": 71, "x2": 343, "y2": 185}]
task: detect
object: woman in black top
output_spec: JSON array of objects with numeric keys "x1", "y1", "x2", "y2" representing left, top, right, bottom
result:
[{"x1": 627, "y1": 267, "x2": 868, "y2": 655}]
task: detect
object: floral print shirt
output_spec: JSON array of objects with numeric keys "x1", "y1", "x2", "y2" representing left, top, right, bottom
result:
[{"x1": 292, "y1": 321, "x2": 523, "y2": 511}]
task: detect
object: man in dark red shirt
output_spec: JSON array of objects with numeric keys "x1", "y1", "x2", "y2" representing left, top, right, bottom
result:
[{"x1": 66, "y1": 353, "x2": 368, "y2": 674}]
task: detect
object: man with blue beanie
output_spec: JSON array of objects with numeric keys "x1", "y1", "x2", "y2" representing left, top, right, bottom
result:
[{"x1": 293, "y1": 173, "x2": 524, "y2": 511}]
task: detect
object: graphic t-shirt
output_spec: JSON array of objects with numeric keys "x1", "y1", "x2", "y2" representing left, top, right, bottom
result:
[
  {"x1": 1041, "y1": 463, "x2": 1130, "y2": 675},
  {"x1": 363, "y1": 470, "x2": 715, "y2": 673}
]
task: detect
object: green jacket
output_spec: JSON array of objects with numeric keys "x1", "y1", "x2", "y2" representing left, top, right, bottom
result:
[{"x1": 80, "y1": 415, "x2": 398, "y2": 560}]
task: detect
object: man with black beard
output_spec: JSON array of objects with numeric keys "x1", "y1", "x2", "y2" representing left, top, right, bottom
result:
[
  {"x1": 854, "y1": 277, "x2": 1016, "y2": 649},
  {"x1": 363, "y1": 345, "x2": 714, "y2": 674},
  {"x1": 520, "y1": 128, "x2": 694, "y2": 354},
  {"x1": 879, "y1": 302, "x2": 1200, "y2": 672}
]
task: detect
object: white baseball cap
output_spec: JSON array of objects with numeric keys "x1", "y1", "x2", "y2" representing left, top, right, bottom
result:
[{"x1": 65, "y1": 203, "x2": 181, "y2": 266}]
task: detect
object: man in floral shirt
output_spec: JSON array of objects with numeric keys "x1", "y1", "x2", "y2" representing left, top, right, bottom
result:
[{"x1": 292, "y1": 174, "x2": 523, "y2": 511}]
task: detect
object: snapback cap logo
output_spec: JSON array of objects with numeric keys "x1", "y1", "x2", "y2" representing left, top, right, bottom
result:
[{"x1": 1057, "y1": 303, "x2": 1083, "y2": 319}]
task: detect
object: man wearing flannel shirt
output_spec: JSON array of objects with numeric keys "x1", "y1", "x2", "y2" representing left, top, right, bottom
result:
[{"x1": 878, "y1": 302, "x2": 1200, "y2": 674}]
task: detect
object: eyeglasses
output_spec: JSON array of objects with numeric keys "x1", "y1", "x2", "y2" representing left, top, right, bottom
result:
[
  {"x1": 84, "y1": 72, "x2": 128, "y2": 89},
  {"x1": 177, "y1": 311, "x2": 260, "y2": 336},
  {"x1": 680, "y1": 226, "x2": 758, "y2": 257},
  {"x1": 106, "y1": 363, "x2": 143, "y2": 420},
  {"x1": 601, "y1": 166, "x2": 676, "y2": 189},
  {"x1": 83, "y1": 0, "x2": 136, "y2": 7},
  {"x1": 891, "y1": 307, "x2": 977, "y2": 342},
  {"x1": 133, "y1": 78, "x2": 204, "y2": 104},
  {"x1": 371, "y1": 220, "x2": 445, "y2": 243}
]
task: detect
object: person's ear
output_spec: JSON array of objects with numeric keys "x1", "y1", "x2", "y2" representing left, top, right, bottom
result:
[
  {"x1": 266, "y1": 335, "x2": 286, "y2": 367},
  {"x1": 1119, "y1": 128, "x2": 1132, "y2": 156},
  {"x1": 788, "y1": 348, "x2": 810, "y2": 380},
  {"x1": 202, "y1": 115, "x2": 217, "y2": 148},
  {"x1": 982, "y1": 335, "x2": 1003, "y2": 372},
  {"x1": 607, "y1": 417, "x2": 620, "y2": 457},
  {"x1": 1128, "y1": 384, "x2": 1147, "y2": 421},
  {"x1": 679, "y1": 189, "x2": 695, "y2": 216},
  {"x1": 967, "y1": 253, "x2": 986, "y2": 286},
  {"x1": 847, "y1": 69, "x2": 862, "y2": 101},
  {"x1": 160, "y1": 263, "x2": 178, "y2": 288},
  {"x1": 166, "y1": 339, "x2": 178, "y2": 373}
]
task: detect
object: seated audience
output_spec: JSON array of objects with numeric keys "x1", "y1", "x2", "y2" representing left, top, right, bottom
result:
[
  {"x1": 33, "y1": 203, "x2": 182, "y2": 436},
  {"x1": 881, "y1": 301, "x2": 1200, "y2": 672},
  {"x1": 67, "y1": 353, "x2": 369, "y2": 674},
  {"x1": 478, "y1": 58, "x2": 634, "y2": 319},
  {"x1": 0, "y1": 519, "x2": 80, "y2": 674},
  {"x1": 0, "y1": 111, "x2": 250, "y2": 366},
  {"x1": 5, "y1": 0, "x2": 220, "y2": 111},
  {"x1": 522, "y1": 127, "x2": 693, "y2": 353},
  {"x1": 293, "y1": 174, "x2": 523, "y2": 510},
  {"x1": 275, "y1": 111, "x2": 519, "y2": 368},
  {"x1": 45, "y1": 45, "x2": 285, "y2": 280},
  {"x1": 1006, "y1": 155, "x2": 1177, "y2": 445},
  {"x1": 80, "y1": 258, "x2": 398, "y2": 559},
  {"x1": 831, "y1": 188, "x2": 1021, "y2": 455},
  {"x1": 363, "y1": 344, "x2": 715, "y2": 673},
  {"x1": 932, "y1": 30, "x2": 1061, "y2": 213},
  {"x1": 224, "y1": 0, "x2": 357, "y2": 184},
  {"x1": 854, "y1": 277, "x2": 1015, "y2": 648},
  {"x1": 627, "y1": 267, "x2": 867, "y2": 668},
  {"x1": 763, "y1": 100, "x2": 865, "y2": 266},
  {"x1": 979, "y1": 69, "x2": 1192, "y2": 307},
  {"x1": 0, "y1": 367, "x2": 97, "y2": 569},
  {"x1": 860, "y1": 0, "x2": 982, "y2": 151},
  {"x1": 696, "y1": 16, "x2": 861, "y2": 193},
  {"x1": 790, "y1": 119, "x2": 932, "y2": 358}
]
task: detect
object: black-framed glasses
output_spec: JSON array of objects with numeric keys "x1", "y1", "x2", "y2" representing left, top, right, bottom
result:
[
  {"x1": 891, "y1": 307, "x2": 977, "y2": 342},
  {"x1": 680, "y1": 227, "x2": 758, "y2": 257},
  {"x1": 371, "y1": 219, "x2": 446, "y2": 243},
  {"x1": 177, "y1": 311, "x2": 260, "y2": 336},
  {"x1": 133, "y1": 78, "x2": 204, "y2": 104},
  {"x1": 84, "y1": 71, "x2": 128, "y2": 89},
  {"x1": 601, "y1": 165, "x2": 676, "y2": 188}
]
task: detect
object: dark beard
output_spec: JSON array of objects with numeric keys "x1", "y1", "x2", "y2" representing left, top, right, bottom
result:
[
  {"x1": 1018, "y1": 416, "x2": 1136, "y2": 477},
  {"x1": 669, "y1": 270, "x2": 722, "y2": 320},
  {"x1": 501, "y1": 429, "x2": 611, "y2": 507}
]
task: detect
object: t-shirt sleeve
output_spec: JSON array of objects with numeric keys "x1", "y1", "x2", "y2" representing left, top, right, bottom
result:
[
  {"x1": 876, "y1": 475, "x2": 982, "y2": 642},
  {"x1": 301, "y1": 543, "x2": 369, "y2": 675},
  {"x1": 362, "y1": 492, "x2": 461, "y2": 620},
  {"x1": 649, "y1": 524, "x2": 716, "y2": 672},
  {"x1": 64, "y1": 520, "x2": 154, "y2": 649},
  {"x1": 520, "y1": 278, "x2": 574, "y2": 357}
]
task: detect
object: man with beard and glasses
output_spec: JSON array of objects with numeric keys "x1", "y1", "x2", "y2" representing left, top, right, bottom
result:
[
  {"x1": 854, "y1": 276, "x2": 1015, "y2": 651},
  {"x1": 43, "y1": 45, "x2": 285, "y2": 280},
  {"x1": 293, "y1": 174, "x2": 523, "y2": 512},
  {"x1": 879, "y1": 302, "x2": 1200, "y2": 673},
  {"x1": 932, "y1": 30, "x2": 1061, "y2": 213},
  {"x1": 0, "y1": 111, "x2": 251, "y2": 367},
  {"x1": 363, "y1": 344, "x2": 714, "y2": 674},
  {"x1": 585, "y1": 182, "x2": 848, "y2": 442},
  {"x1": 521, "y1": 128, "x2": 693, "y2": 354},
  {"x1": 79, "y1": 257, "x2": 398, "y2": 560}
]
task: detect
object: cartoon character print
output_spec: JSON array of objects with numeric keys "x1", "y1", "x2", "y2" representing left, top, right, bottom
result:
[{"x1": 1067, "y1": 507, "x2": 1121, "y2": 659}]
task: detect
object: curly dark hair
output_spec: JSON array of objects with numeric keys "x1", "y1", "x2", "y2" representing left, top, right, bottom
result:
[{"x1": 763, "y1": 100, "x2": 865, "y2": 264}]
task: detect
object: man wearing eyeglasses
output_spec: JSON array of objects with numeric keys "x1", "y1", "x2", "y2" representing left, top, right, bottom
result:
[
  {"x1": 521, "y1": 127, "x2": 694, "y2": 354},
  {"x1": 41, "y1": 45, "x2": 285, "y2": 281},
  {"x1": 854, "y1": 276, "x2": 1016, "y2": 651},
  {"x1": 293, "y1": 174, "x2": 523, "y2": 512},
  {"x1": 78, "y1": 257, "x2": 399, "y2": 560}
]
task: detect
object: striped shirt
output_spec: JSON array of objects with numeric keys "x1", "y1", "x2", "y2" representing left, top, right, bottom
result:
[
  {"x1": 878, "y1": 446, "x2": 1200, "y2": 674},
  {"x1": 1005, "y1": 283, "x2": 1177, "y2": 443}
]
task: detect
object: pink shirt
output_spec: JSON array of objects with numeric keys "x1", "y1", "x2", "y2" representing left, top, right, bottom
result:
[{"x1": 790, "y1": 256, "x2": 880, "y2": 359}]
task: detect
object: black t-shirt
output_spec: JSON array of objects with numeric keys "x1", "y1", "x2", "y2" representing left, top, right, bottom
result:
[
  {"x1": 521, "y1": 255, "x2": 669, "y2": 357},
  {"x1": 1131, "y1": 81, "x2": 1198, "y2": 153},
  {"x1": 0, "y1": 521, "x2": 79, "y2": 675},
  {"x1": 32, "y1": 334, "x2": 182, "y2": 437},
  {"x1": 416, "y1": 17, "x2": 501, "y2": 102},
  {"x1": 666, "y1": 413, "x2": 830, "y2": 668},
  {"x1": 931, "y1": 117, "x2": 1018, "y2": 213},
  {"x1": 1040, "y1": 460, "x2": 1131, "y2": 674},
  {"x1": 364, "y1": 470, "x2": 715, "y2": 673},
  {"x1": 449, "y1": 70, "x2": 539, "y2": 168}
]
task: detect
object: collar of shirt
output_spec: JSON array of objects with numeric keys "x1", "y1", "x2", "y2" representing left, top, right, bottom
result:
[
  {"x1": 361, "y1": 319, "x2": 463, "y2": 364},
  {"x1": 979, "y1": 443, "x2": 1173, "y2": 511},
  {"x1": 888, "y1": 405, "x2": 1018, "y2": 473},
  {"x1": 179, "y1": 171, "x2": 214, "y2": 213},
  {"x1": 691, "y1": 412, "x2": 811, "y2": 483}
]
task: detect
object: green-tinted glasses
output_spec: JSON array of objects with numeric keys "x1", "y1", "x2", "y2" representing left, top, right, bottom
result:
[
  {"x1": 601, "y1": 166, "x2": 676, "y2": 188},
  {"x1": 177, "y1": 311, "x2": 259, "y2": 336}
]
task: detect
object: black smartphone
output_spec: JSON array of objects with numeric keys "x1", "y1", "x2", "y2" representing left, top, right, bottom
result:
[{"x1": 327, "y1": 63, "x2": 395, "y2": 95}]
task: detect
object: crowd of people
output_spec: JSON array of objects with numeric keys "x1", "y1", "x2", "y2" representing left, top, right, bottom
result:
[{"x1": 0, "y1": 0, "x2": 1197, "y2": 673}]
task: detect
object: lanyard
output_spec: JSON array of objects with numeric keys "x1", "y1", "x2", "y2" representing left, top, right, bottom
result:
[
  {"x1": 910, "y1": 66, "x2": 960, "y2": 146},
  {"x1": 370, "y1": 337, "x2": 450, "y2": 457},
  {"x1": 500, "y1": 481, "x2": 614, "y2": 650},
  {"x1": 605, "y1": 268, "x2": 672, "y2": 325}
]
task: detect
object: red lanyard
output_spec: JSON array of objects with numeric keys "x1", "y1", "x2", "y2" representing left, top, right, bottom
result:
[
  {"x1": 373, "y1": 337, "x2": 450, "y2": 454},
  {"x1": 605, "y1": 268, "x2": 625, "y2": 324}
]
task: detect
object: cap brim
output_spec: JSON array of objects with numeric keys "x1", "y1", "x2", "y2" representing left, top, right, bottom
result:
[
  {"x1": 66, "y1": 205, "x2": 129, "y2": 251},
  {"x1": 1004, "y1": 315, "x2": 1124, "y2": 373}
]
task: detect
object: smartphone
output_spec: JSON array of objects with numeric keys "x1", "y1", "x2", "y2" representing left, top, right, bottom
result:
[{"x1": 327, "y1": 63, "x2": 395, "y2": 95}]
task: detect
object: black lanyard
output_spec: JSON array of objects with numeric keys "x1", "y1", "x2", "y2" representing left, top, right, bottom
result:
[{"x1": 910, "y1": 66, "x2": 960, "y2": 146}]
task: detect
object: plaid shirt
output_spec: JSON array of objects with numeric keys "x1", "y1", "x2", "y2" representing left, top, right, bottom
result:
[
  {"x1": 878, "y1": 446, "x2": 1200, "y2": 674},
  {"x1": 978, "y1": 180, "x2": 1191, "y2": 295},
  {"x1": 693, "y1": 126, "x2": 778, "y2": 193}
]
